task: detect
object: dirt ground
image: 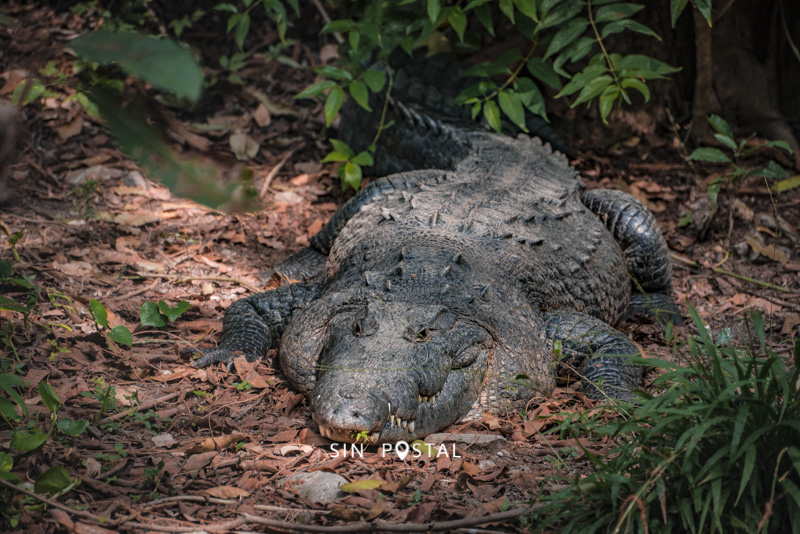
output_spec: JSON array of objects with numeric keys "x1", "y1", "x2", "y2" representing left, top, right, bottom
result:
[{"x1": 1, "y1": 3, "x2": 799, "y2": 533}]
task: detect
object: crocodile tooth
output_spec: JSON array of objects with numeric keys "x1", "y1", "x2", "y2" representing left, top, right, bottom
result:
[
  {"x1": 388, "y1": 402, "x2": 392, "y2": 413},
  {"x1": 421, "y1": 396, "x2": 428, "y2": 403},
  {"x1": 318, "y1": 424, "x2": 328, "y2": 438},
  {"x1": 401, "y1": 420, "x2": 408, "y2": 429},
  {"x1": 407, "y1": 421, "x2": 415, "y2": 434},
  {"x1": 372, "y1": 432, "x2": 381, "y2": 441},
  {"x1": 390, "y1": 415, "x2": 396, "y2": 426},
  {"x1": 430, "y1": 211, "x2": 440, "y2": 226},
  {"x1": 440, "y1": 284, "x2": 452, "y2": 296},
  {"x1": 384, "y1": 280, "x2": 392, "y2": 292},
  {"x1": 441, "y1": 265, "x2": 451, "y2": 277},
  {"x1": 418, "y1": 396, "x2": 423, "y2": 403}
]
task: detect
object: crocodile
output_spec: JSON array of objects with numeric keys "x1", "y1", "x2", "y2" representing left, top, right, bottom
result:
[{"x1": 188, "y1": 61, "x2": 678, "y2": 444}]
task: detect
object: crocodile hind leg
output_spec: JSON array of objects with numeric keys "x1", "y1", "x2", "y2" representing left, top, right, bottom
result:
[
  {"x1": 267, "y1": 169, "x2": 448, "y2": 282},
  {"x1": 543, "y1": 311, "x2": 642, "y2": 401},
  {"x1": 582, "y1": 189, "x2": 681, "y2": 324},
  {"x1": 184, "y1": 282, "x2": 321, "y2": 368}
]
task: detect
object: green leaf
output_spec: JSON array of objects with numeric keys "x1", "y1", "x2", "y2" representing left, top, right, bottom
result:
[
  {"x1": 483, "y1": 100, "x2": 502, "y2": 133},
  {"x1": 735, "y1": 446, "x2": 756, "y2": 505},
  {"x1": 234, "y1": 13, "x2": 250, "y2": 50},
  {"x1": 0, "y1": 296, "x2": 32, "y2": 314},
  {"x1": 139, "y1": 301, "x2": 167, "y2": 327},
  {"x1": 616, "y1": 55, "x2": 681, "y2": 77},
  {"x1": 527, "y1": 58, "x2": 562, "y2": 89},
  {"x1": 351, "y1": 151, "x2": 374, "y2": 166},
  {"x1": 498, "y1": 91, "x2": 527, "y2": 132},
  {"x1": 688, "y1": 147, "x2": 731, "y2": 163},
  {"x1": 348, "y1": 30, "x2": 360, "y2": 51},
  {"x1": 340, "y1": 479, "x2": 383, "y2": 492},
  {"x1": 598, "y1": 85, "x2": 619, "y2": 122},
  {"x1": 571, "y1": 75, "x2": 613, "y2": 107},
  {"x1": 108, "y1": 325, "x2": 133, "y2": 347},
  {"x1": 312, "y1": 65, "x2": 353, "y2": 81},
  {"x1": 545, "y1": 18, "x2": 589, "y2": 59},
  {"x1": 296, "y1": 80, "x2": 337, "y2": 100},
  {"x1": 57, "y1": 418, "x2": 90, "y2": 437},
  {"x1": 157, "y1": 300, "x2": 190, "y2": 322},
  {"x1": 11, "y1": 428, "x2": 49, "y2": 452},
  {"x1": 695, "y1": 0, "x2": 711, "y2": 25},
  {"x1": 670, "y1": 0, "x2": 691, "y2": 27},
  {"x1": 362, "y1": 69, "x2": 386, "y2": 92},
  {"x1": 321, "y1": 19, "x2": 355, "y2": 34},
  {"x1": 70, "y1": 31, "x2": 203, "y2": 103},
  {"x1": 38, "y1": 382, "x2": 60, "y2": 414},
  {"x1": 766, "y1": 139, "x2": 792, "y2": 153},
  {"x1": 771, "y1": 174, "x2": 800, "y2": 193},
  {"x1": 539, "y1": 1, "x2": 583, "y2": 30},
  {"x1": 621, "y1": 77, "x2": 650, "y2": 102},
  {"x1": 473, "y1": 3, "x2": 494, "y2": 36},
  {"x1": 342, "y1": 162, "x2": 362, "y2": 191},
  {"x1": 12, "y1": 78, "x2": 46, "y2": 107},
  {"x1": 556, "y1": 63, "x2": 607, "y2": 98},
  {"x1": 325, "y1": 86, "x2": 344, "y2": 127},
  {"x1": 321, "y1": 151, "x2": 350, "y2": 163},
  {"x1": 349, "y1": 80, "x2": 371, "y2": 111},
  {"x1": 601, "y1": 19, "x2": 660, "y2": 40},
  {"x1": 595, "y1": 3, "x2": 645, "y2": 22},
  {"x1": 450, "y1": 6, "x2": 467, "y2": 42},
  {"x1": 713, "y1": 133, "x2": 738, "y2": 152},
  {"x1": 329, "y1": 139, "x2": 355, "y2": 158},
  {"x1": 427, "y1": 0, "x2": 441, "y2": 23},
  {"x1": 513, "y1": 0, "x2": 537, "y2": 20},
  {"x1": 707, "y1": 114, "x2": 733, "y2": 138},
  {"x1": 499, "y1": 0, "x2": 515, "y2": 23},
  {"x1": 34, "y1": 466, "x2": 73, "y2": 496},
  {"x1": 90, "y1": 299, "x2": 109, "y2": 328}
]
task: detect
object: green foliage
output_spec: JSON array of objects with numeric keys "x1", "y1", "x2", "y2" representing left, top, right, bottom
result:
[
  {"x1": 140, "y1": 300, "x2": 191, "y2": 327},
  {"x1": 70, "y1": 30, "x2": 203, "y2": 104},
  {"x1": 688, "y1": 115, "x2": 793, "y2": 211},
  {"x1": 89, "y1": 299, "x2": 133, "y2": 348},
  {"x1": 300, "y1": 0, "x2": 703, "y2": 189},
  {"x1": 527, "y1": 307, "x2": 800, "y2": 533},
  {"x1": 320, "y1": 139, "x2": 375, "y2": 191}
]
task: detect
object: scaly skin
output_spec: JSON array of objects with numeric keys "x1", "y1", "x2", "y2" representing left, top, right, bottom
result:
[{"x1": 187, "y1": 65, "x2": 679, "y2": 443}]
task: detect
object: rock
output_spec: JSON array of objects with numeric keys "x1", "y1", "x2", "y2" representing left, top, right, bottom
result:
[{"x1": 283, "y1": 471, "x2": 348, "y2": 504}]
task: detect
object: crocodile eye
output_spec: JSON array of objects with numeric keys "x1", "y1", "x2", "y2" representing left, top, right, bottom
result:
[{"x1": 404, "y1": 325, "x2": 431, "y2": 343}]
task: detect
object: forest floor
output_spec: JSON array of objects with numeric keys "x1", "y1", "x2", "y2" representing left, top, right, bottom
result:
[{"x1": 1, "y1": 2, "x2": 799, "y2": 533}]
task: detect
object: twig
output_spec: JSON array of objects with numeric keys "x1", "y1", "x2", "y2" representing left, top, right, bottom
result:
[
  {"x1": 98, "y1": 391, "x2": 184, "y2": 424},
  {"x1": 310, "y1": 0, "x2": 344, "y2": 44},
  {"x1": 671, "y1": 253, "x2": 793, "y2": 293},
  {"x1": 259, "y1": 145, "x2": 303, "y2": 200},
  {"x1": 1, "y1": 473, "x2": 540, "y2": 533},
  {"x1": 0, "y1": 477, "x2": 106, "y2": 524},
  {"x1": 141, "y1": 494, "x2": 329, "y2": 516}
]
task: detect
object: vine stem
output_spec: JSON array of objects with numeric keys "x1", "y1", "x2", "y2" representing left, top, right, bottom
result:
[
  {"x1": 485, "y1": 40, "x2": 539, "y2": 103},
  {"x1": 587, "y1": 0, "x2": 621, "y2": 88}
]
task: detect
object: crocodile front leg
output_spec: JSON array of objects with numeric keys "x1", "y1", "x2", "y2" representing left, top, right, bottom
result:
[
  {"x1": 543, "y1": 311, "x2": 642, "y2": 401},
  {"x1": 186, "y1": 283, "x2": 321, "y2": 368},
  {"x1": 582, "y1": 189, "x2": 681, "y2": 324}
]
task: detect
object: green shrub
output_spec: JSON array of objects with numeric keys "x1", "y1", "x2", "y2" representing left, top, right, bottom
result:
[{"x1": 528, "y1": 306, "x2": 800, "y2": 533}]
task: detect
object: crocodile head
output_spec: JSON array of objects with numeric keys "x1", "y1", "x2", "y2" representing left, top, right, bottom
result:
[{"x1": 296, "y1": 300, "x2": 492, "y2": 443}]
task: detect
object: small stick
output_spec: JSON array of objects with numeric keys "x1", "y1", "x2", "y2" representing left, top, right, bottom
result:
[
  {"x1": 259, "y1": 145, "x2": 303, "y2": 200},
  {"x1": 671, "y1": 253, "x2": 793, "y2": 293}
]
